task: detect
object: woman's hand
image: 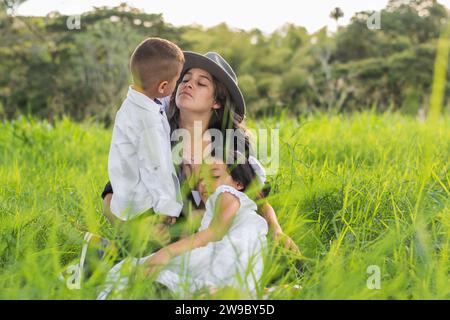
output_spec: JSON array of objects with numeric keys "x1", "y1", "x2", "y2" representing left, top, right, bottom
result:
[
  {"x1": 272, "y1": 228, "x2": 301, "y2": 254},
  {"x1": 258, "y1": 202, "x2": 301, "y2": 254},
  {"x1": 144, "y1": 249, "x2": 172, "y2": 275}
]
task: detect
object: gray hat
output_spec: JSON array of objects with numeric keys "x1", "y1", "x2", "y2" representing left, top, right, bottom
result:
[{"x1": 181, "y1": 51, "x2": 246, "y2": 119}]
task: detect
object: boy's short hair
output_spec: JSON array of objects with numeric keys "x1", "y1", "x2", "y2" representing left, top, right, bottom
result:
[{"x1": 130, "y1": 37, "x2": 184, "y2": 90}]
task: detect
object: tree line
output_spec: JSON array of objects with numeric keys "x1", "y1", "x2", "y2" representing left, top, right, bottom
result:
[{"x1": 0, "y1": 0, "x2": 449, "y2": 124}]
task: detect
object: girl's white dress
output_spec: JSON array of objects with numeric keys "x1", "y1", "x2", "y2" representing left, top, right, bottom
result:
[{"x1": 97, "y1": 185, "x2": 268, "y2": 299}]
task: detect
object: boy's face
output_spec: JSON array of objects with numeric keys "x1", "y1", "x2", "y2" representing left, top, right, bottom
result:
[{"x1": 196, "y1": 159, "x2": 241, "y2": 203}]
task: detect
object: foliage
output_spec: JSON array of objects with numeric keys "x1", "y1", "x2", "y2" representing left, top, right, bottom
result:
[
  {"x1": 0, "y1": 112, "x2": 448, "y2": 299},
  {"x1": 0, "y1": 1, "x2": 449, "y2": 122}
]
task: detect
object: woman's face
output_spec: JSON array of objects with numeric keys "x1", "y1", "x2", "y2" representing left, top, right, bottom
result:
[{"x1": 175, "y1": 68, "x2": 220, "y2": 114}]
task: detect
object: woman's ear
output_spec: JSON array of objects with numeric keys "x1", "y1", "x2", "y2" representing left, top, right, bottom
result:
[{"x1": 212, "y1": 101, "x2": 221, "y2": 110}]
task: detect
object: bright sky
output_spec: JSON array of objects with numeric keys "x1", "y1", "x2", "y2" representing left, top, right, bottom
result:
[{"x1": 16, "y1": 0, "x2": 450, "y2": 34}]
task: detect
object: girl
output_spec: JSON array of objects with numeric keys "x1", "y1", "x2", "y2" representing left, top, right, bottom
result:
[{"x1": 98, "y1": 150, "x2": 269, "y2": 299}]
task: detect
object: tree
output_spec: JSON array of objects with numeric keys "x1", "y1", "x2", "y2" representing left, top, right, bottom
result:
[
  {"x1": 0, "y1": 0, "x2": 448, "y2": 121},
  {"x1": 329, "y1": 7, "x2": 344, "y2": 30}
]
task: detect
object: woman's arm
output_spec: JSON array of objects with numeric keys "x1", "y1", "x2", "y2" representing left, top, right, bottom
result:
[
  {"x1": 258, "y1": 201, "x2": 300, "y2": 253},
  {"x1": 259, "y1": 202, "x2": 283, "y2": 235},
  {"x1": 144, "y1": 192, "x2": 240, "y2": 274}
]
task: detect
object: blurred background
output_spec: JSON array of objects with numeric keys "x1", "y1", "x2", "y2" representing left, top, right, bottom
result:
[{"x1": 0, "y1": 0, "x2": 449, "y2": 124}]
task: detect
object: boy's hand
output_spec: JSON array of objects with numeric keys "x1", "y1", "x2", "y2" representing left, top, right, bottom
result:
[
  {"x1": 165, "y1": 217, "x2": 177, "y2": 226},
  {"x1": 144, "y1": 216, "x2": 177, "y2": 246},
  {"x1": 157, "y1": 215, "x2": 177, "y2": 226},
  {"x1": 153, "y1": 223, "x2": 172, "y2": 246}
]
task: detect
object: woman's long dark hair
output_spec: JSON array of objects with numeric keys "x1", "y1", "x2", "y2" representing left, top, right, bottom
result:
[
  {"x1": 167, "y1": 69, "x2": 252, "y2": 157},
  {"x1": 167, "y1": 69, "x2": 271, "y2": 207}
]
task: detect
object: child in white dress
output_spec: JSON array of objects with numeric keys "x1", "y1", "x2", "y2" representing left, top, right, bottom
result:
[{"x1": 98, "y1": 151, "x2": 269, "y2": 299}]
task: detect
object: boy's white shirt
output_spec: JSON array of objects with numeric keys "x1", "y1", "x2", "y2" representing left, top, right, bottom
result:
[
  {"x1": 160, "y1": 95, "x2": 170, "y2": 111},
  {"x1": 108, "y1": 87, "x2": 182, "y2": 220}
]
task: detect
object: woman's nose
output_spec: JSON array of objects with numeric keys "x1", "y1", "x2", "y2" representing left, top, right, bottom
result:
[{"x1": 183, "y1": 79, "x2": 194, "y2": 89}]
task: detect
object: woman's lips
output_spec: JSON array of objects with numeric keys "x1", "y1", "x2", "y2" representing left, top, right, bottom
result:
[{"x1": 179, "y1": 91, "x2": 193, "y2": 98}]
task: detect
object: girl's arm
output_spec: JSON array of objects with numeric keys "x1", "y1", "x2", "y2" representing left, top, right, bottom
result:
[{"x1": 144, "y1": 192, "x2": 240, "y2": 274}]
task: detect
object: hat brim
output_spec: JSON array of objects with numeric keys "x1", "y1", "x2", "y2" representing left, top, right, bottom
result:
[{"x1": 180, "y1": 51, "x2": 246, "y2": 119}]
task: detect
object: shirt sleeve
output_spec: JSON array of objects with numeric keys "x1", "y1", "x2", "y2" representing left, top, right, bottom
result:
[
  {"x1": 137, "y1": 115, "x2": 182, "y2": 217},
  {"x1": 108, "y1": 111, "x2": 144, "y2": 220}
]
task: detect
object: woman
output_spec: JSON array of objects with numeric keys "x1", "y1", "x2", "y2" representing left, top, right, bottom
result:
[{"x1": 101, "y1": 51, "x2": 298, "y2": 251}]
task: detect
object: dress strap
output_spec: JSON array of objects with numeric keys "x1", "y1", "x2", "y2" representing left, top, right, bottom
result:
[
  {"x1": 213, "y1": 185, "x2": 250, "y2": 207},
  {"x1": 215, "y1": 185, "x2": 243, "y2": 198},
  {"x1": 212, "y1": 185, "x2": 258, "y2": 216}
]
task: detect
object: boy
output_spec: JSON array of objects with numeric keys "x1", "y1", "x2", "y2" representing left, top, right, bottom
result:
[
  {"x1": 107, "y1": 37, "x2": 184, "y2": 223},
  {"x1": 62, "y1": 38, "x2": 185, "y2": 289}
]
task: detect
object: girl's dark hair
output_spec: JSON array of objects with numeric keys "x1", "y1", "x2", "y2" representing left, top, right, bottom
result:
[
  {"x1": 213, "y1": 149, "x2": 271, "y2": 198},
  {"x1": 225, "y1": 150, "x2": 255, "y2": 192}
]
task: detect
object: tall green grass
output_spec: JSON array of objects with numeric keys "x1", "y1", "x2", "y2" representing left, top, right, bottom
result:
[{"x1": 0, "y1": 111, "x2": 448, "y2": 299}]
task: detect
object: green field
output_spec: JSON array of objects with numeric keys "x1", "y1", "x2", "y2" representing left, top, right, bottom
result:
[{"x1": 0, "y1": 111, "x2": 449, "y2": 299}]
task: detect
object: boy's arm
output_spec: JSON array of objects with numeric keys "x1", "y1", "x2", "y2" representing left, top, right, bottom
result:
[
  {"x1": 143, "y1": 192, "x2": 240, "y2": 274},
  {"x1": 138, "y1": 116, "x2": 182, "y2": 217}
]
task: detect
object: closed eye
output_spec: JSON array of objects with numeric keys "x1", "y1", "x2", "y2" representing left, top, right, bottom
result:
[{"x1": 181, "y1": 75, "x2": 191, "y2": 82}]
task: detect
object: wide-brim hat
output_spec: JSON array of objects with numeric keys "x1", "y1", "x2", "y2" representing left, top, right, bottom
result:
[{"x1": 181, "y1": 51, "x2": 246, "y2": 119}]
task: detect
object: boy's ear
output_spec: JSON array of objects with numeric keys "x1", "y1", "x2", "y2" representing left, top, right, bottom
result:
[
  {"x1": 235, "y1": 182, "x2": 244, "y2": 191},
  {"x1": 158, "y1": 81, "x2": 169, "y2": 94}
]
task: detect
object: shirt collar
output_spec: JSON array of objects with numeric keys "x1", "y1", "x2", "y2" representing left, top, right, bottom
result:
[{"x1": 127, "y1": 86, "x2": 164, "y2": 113}]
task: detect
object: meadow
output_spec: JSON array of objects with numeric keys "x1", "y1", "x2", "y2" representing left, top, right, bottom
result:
[{"x1": 0, "y1": 111, "x2": 448, "y2": 299}]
